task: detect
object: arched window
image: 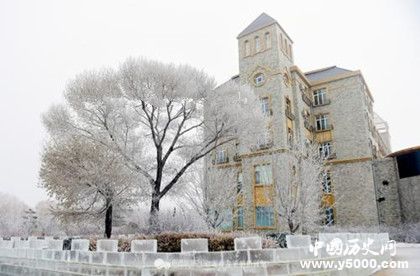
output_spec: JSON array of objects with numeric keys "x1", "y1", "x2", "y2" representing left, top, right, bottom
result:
[
  {"x1": 244, "y1": 40, "x2": 250, "y2": 56},
  {"x1": 255, "y1": 36, "x2": 260, "y2": 52},
  {"x1": 265, "y1": 32, "x2": 271, "y2": 49}
]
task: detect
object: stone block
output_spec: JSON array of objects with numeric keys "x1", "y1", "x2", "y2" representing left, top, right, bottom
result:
[
  {"x1": 91, "y1": 252, "x2": 105, "y2": 264},
  {"x1": 16, "y1": 248, "x2": 27, "y2": 258},
  {"x1": 249, "y1": 249, "x2": 275, "y2": 263},
  {"x1": 131, "y1": 239, "x2": 157, "y2": 253},
  {"x1": 69, "y1": 251, "x2": 78, "y2": 262},
  {"x1": 107, "y1": 252, "x2": 123, "y2": 265},
  {"x1": 71, "y1": 239, "x2": 90, "y2": 251},
  {"x1": 194, "y1": 251, "x2": 223, "y2": 266},
  {"x1": 181, "y1": 238, "x2": 208, "y2": 252},
  {"x1": 286, "y1": 235, "x2": 312, "y2": 248},
  {"x1": 143, "y1": 252, "x2": 169, "y2": 268},
  {"x1": 166, "y1": 252, "x2": 195, "y2": 267},
  {"x1": 47, "y1": 239, "x2": 63, "y2": 250},
  {"x1": 234, "y1": 237, "x2": 262, "y2": 250},
  {"x1": 14, "y1": 240, "x2": 29, "y2": 249},
  {"x1": 274, "y1": 248, "x2": 305, "y2": 261},
  {"x1": 222, "y1": 250, "x2": 249, "y2": 265},
  {"x1": 29, "y1": 239, "x2": 47, "y2": 249},
  {"x1": 54, "y1": 250, "x2": 64, "y2": 261},
  {"x1": 97, "y1": 239, "x2": 118, "y2": 252},
  {"x1": 78, "y1": 251, "x2": 92, "y2": 263},
  {"x1": 0, "y1": 240, "x2": 13, "y2": 249},
  {"x1": 26, "y1": 248, "x2": 35, "y2": 259},
  {"x1": 214, "y1": 267, "x2": 243, "y2": 276},
  {"x1": 266, "y1": 263, "x2": 288, "y2": 275},
  {"x1": 123, "y1": 252, "x2": 143, "y2": 267},
  {"x1": 242, "y1": 266, "x2": 267, "y2": 276}
]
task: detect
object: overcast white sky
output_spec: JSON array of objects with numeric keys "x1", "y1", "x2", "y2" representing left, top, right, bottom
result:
[{"x1": 0, "y1": 0, "x2": 419, "y2": 206}]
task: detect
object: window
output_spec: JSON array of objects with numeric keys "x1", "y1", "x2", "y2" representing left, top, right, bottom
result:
[
  {"x1": 319, "y1": 142, "x2": 332, "y2": 159},
  {"x1": 315, "y1": 114, "x2": 328, "y2": 131},
  {"x1": 313, "y1": 88, "x2": 326, "y2": 106},
  {"x1": 265, "y1": 32, "x2": 271, "y2": 48},
  {"x1": 255, "y1": 164, "x2": 272, "y2": 185},
  {"x1": 261, "y1": 97, "x2": 270, "y2": 115},
  {"x1": 257, "y1": 131, "x2": 272, "y2": 149},
  {"x1": 284, "y1": 38, "x2": 287, "y2": 51},
  {"x1": 322, "y1": 171, "x2": 332, "y2": 193},
  {"x1": 244, "y1": 40, "x2": 250, "y2": 56},
  {"x1": 237, "y1": 207, "x2": 244, "y2": 228},
  {"x1": 325, "y1": 207, "x2": 334, "y2": 226},
  {"x1": 237, "y1": 172, "x2": 243, "y2": 193},
  {"x1": 255, "y1": 36, "x2": 260, "y2": 52},
  {"x1": 215, "y1": 149, "x2": 227, "y2": 164},
  {"x1": 256, "y1": 206, "x2": 274, "y2": 227},
  {"x1": 289, "y1": 44, "x2": 292, "y2": 58},
  {"x1": 254, "y1": 73, "x2": 265, "y2": 86}
]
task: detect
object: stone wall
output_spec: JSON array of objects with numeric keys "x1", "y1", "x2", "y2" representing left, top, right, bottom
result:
[
  {"x1": 0, "y1": 235, "x2": 390, "y2": 276},
  {"x1": 332, "y1": 160, "x2": 379, "y2": 227},
  {"x1": 372, "y1": 158, "x2": 402, "y2": 226},
  {"x1": 399, "y1": 175, "x2": 420, "y2": 223}
]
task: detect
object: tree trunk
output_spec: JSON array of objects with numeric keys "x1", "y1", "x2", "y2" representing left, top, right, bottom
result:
[
  {"x1": 104, "y1": 204, "x2": 113, "y2": 238},
  {"x1": 148, "y1": 191, "x2": 161, "y2": 233}
]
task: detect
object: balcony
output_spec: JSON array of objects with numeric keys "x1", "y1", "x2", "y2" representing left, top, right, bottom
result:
[
  {"x1": 313, "y1": 99, "x2": 331, "y2": 107},
  {"x1": 285, "y1": 108, "x2": 295, "y2": 120},
  {"x1": 301, "y1": 93, "x2": 312, "y2": 106}
]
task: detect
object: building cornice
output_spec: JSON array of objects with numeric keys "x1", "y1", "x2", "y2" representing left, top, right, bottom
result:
[{"x1": 290, "y1": 65, "x2": 311, "y2": 86}]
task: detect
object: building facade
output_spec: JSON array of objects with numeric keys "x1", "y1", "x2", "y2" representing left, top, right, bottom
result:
[{"x1": 205, "y1": 13, "x2": 418, "y2": 232}]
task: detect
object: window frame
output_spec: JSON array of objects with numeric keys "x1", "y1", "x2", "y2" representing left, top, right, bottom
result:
[
  {"x1": 265, "y1": 32, "x2": 271, "y2": 49},
  {"x1": 313, "y1": 88, "x2": 326, "y2": 106},
  {"x1": 255, "y1": 206, "x2": 274, "y2": 227},
  {"x1": 255, "y1": 36, "x2": 260, "y2": 52},
  {"x1": 315, "y1": 114, "x2": 328, "y2": 131}
]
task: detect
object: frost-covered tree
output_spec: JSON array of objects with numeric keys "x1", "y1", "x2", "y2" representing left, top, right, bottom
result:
[
  {"x1": 34, "y1": 200, "x2": 64, "y2": 236},
  {"x1": 182, "y1": 163, "x2": 238, "y2": 230},
  {"x1": 0, "y1": 193, "x2": 28, "y2": 236},
  {"x1": 273, "y1": 144, "x2": 328, "y2": 234},
  {"x1": 42, "y1": 57, "x2": 264, "y2": 232},
  {"x1": 39, "y1": 136, "x2": 141, "y2": 238}
]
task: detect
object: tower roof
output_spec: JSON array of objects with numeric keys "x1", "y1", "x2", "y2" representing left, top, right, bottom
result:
[{"x1": 237, "y1": 13, "x2": 293, "y2": 42}]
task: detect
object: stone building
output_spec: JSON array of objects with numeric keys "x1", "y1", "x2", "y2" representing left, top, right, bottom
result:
[{"x1": 205, "y1": 13, "x2": 418, "y2": 232}]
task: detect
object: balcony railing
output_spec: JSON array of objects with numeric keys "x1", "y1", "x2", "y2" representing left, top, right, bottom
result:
[
  {"x1": 301, "y1": 93, "x2": 312, "y2": 106},
  {"x1": 285, "y1": 108, "x2": 295, "y2": 120}
]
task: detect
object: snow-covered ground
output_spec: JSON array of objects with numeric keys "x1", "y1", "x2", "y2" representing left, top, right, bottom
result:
[{"x1": 374, "y1": 243, "x2": 420, "y2": 276}]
